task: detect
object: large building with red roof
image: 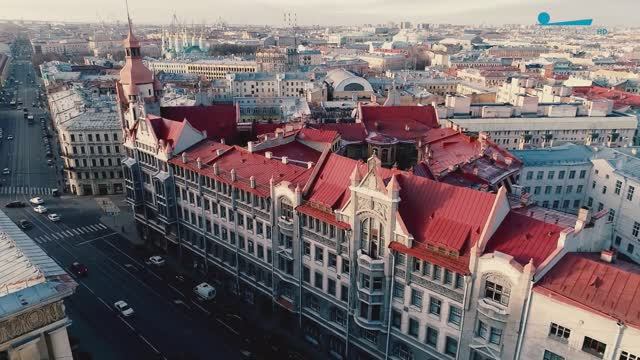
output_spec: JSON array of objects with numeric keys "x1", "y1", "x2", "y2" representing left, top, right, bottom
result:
[{"x1": 116, "y1": 16, "x2": 633, "y2": 360}]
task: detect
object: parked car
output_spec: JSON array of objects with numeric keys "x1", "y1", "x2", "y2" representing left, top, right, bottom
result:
[
  {"x1": 6, "y1": 135, "x2": 13, "y2": 140},
  {"x1": 2, "y1": 168, "x2": 10, "y2": 175},
  {"x1": 18, "y1": 219, "x2": 32, "y2": 229},
  {"x1": 33, "y1": 205, "x2": 47, "y2": 213},
  {"x1": 114, "y1": 301, "x2": 134, "y2": 317},
  {"x1": 5, "y1": 201, "x2": 25, "y2": 208},
  {"x1": 70, "y1": 262, "x2": 88, "y2": 277},
  {"x1": 29, "y1": 197, "x2": 44, "y2": 205},
  {"x1": 47, "y1": 213, "x2": 61, "y2": 222},
  {"x1": 148, "y1": 256, "x2": 165, "y2": 266}
]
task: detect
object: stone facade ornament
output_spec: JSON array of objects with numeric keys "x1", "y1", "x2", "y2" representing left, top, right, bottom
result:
[{"x1": 0, "y1": 301, "x2": 66, "y2": 344}]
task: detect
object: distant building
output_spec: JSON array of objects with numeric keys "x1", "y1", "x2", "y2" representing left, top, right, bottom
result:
[
  {"x1": 146, "y1": 58, "x2": 257, "y2": 80},
  {"x1": 256, "y1": 47, "x2": 299, "y2": 73}
]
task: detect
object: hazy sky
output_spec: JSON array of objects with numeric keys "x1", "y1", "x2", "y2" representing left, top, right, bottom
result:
[{"x1": 1, "y1": 0, "x2": 638, "y2": 26}]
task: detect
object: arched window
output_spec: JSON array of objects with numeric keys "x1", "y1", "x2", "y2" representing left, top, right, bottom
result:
[
  {"x1": 344, "y1": 83, "x2": 365, "y2": 91},
  {"x1": 360, "y1": 217, "x2": 384, "y2": 259}
]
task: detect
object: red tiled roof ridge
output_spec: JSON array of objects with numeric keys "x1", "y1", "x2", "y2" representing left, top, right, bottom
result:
[{"x1": 302, "y1": 146, "x2": 338, "y2": 196}]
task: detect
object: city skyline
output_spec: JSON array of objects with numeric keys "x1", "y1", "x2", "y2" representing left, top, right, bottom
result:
[{"x1": 1, "y1": 0, "x2": 639, "y2": 26}]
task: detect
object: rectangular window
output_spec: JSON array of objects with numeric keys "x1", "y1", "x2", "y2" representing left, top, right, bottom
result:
[
  {"x1": 549, "y1": 323, "x2": 571, "y2": 342},
  {"x1": 582, "y1": 336, "x2": 606, "y2": 358},
  {"x1": 315, "y1": 246, "x2": 324, "y2": 263},
  {"x1": 328, "y1": 278, "x2": 336, "y2": 296},
  {"x1": 547, "y1": 171, "x2": 555, "y2": 180},
  {"x1": 361, "y1": 274, "x2": 370, "y2": 289},
  {"x1": 633, "y1": 222, "x2": 640, "y2": 237},
  {"x1": 537, "y1": 171, "x2": 544, "y2": 180},
  {"x1": 485, "y1": 280, "x2": 510, "y2": 306},
  {"x1": 328, "y1": 253, "x2": 337, "y2": 269},
  {"x1": 372, "y1": 277, "x2": 383, "y2": 291},
  {"x1": 489, "y1": 327, "x2": 502, "y2": 345},
  {"x1": 579, "y1": 170, "x2": 587, "y2": 179},
  {"x1": 429, "y1": 297, "x2": 442, "y2": 316},
  {"x1": 526, "y1": 171, "x2": 533, "y2": 180},
  {"x1": 303, "y1": 266, "x2": 310, "y2": 283},
  {"x1": 444, "y1": 269, "x2": 453, "y2": 285},
  {"x1": 391, "y1": 310, "x2": 402, "y2": 329},
  {"x1": 534, "y1": 186, "x2": 541, "y2": 195},
  {"x1": 620, "y1": 351, "x2": 640, "y2": 360},
  {"x1": 393, "y1": 282, "x2": 405, "y2": 299},
  {"x1": 342, "y1": 259, "x2": 350, "y2": 274},
  {"x1": 615, "y1": 180, "x2": 622, "y2": 195},
  {"x1": 569, "y1": 170, "x2": 576, "y2": 179},
  {"x1": 545, "y1": 186, "x2": 552, "y2": 194},
  {"x1": 477, "y1": 320, "x2": 488, "y2": 339},
  {"x1": 577, "y1": 185, "x2": 583, "y2": 193},
  {"x1": 314, "y1": 272, "x2": 323, "y2": 289},
  {"x1": 608, "y1": 209, "x2": 615, "y2": 222},
  {"x1": 303, "y1": 241, "x2": 311, "y2": 256},
  {"x1": 556, "y1": 186, "x2": 563, "y2": 194},
  {"x1": 448, "y1": 306, "x2": 462, "y2": 326},
  {"x1": 408, "y1": 318, "x2": 419, "y2": 337},
  {"x1": 445, "y1": 337, "x2": 458, "y2": 357},
  {"x1": 341, "y1": 285, "x2": 348, "y2": 302},
  {"x1": 410, "y1": 289, "x2": 423, "y2": 309},
  {"x1": 558, "y1": 170, "x2": 565, "y2": 179},
  {"x1": 433, "y1": 265, "x2": 441, "y2": 280},
  {"x1": 455, "y1": 274, "x2": 464, "y2": 289},
  {"x1": 426, "y1": 327, "x2": 438, "y2": 347},
  {"x1": 543, "y1": 350, "x2": 565, "y2": 360},
  {"x1": 628, "y1": 186, "x2": 635, "y2": 201}
]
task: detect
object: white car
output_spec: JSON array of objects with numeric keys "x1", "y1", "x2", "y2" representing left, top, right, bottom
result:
[
  {"x1": 33, "y1": 205, "x2": 47, "y2": 214},
  {"x1": 29, "y1": 197, "x2": 44, "y2": 205},
  {"x1": 1, "y1": 168, "x2": 9, "y2": 175},
  {"x1": 47, "y1": 213, "x2": 61, "y2": 222},
  {"x1": 6, "y1": 135, "x2": 13, "y2": 140},
  {"x1": 114, "y1": 300, "x2": 134, "y2": 317},
  {"x1": 148, "y1": 255, "x2": 165, "y2": 266}
]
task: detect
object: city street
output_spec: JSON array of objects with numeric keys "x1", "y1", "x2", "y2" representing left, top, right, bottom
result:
[{"x1": 0, "y1": 43, "x2": 246, "y2": 360}]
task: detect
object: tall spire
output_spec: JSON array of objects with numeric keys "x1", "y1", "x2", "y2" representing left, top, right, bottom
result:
[{"x1": 125, "y1": 0, "x2": 133, "y2": 36}]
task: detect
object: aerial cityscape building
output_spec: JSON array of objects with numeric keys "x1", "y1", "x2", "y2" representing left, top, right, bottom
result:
[{"x1": 0, "y1": 3, "x2": 639, "y2": 360}]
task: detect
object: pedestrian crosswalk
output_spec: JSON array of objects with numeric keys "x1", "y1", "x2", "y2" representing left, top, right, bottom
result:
[
  {"x1": 0, "y1": 186, "x2": 55, "y2": 195},
  {"x1": 33, "y1": 223, "x2": 109, "y2": 244}
]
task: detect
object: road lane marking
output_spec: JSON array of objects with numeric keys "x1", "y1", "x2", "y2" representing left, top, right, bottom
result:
[
  {"x1": 75, "y1": 232, "x2": 117, "y2": 246},
  {"x1": 216, "y1": 318, "x2": 239, "y2": 336},
  {"x1": 168, "y1": 284, "x2": 185, "y2": 297},
  {"x1": 191, "y1": 301, "x2": 211, "y2": 315},
  {"x1": 121, "y1": 318, "x2": 136, "y2": 332},
  {"x1": 139, "y1": 334, "x2": 163, "y2": 356}
]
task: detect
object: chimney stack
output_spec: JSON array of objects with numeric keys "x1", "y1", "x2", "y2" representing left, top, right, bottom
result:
[
  {"x1": 182, "y1": 152, "x2": 188, "y2": 163},
  {"x1": 265, "y1": 151, "x2": 272, "y2": 159},
  {"x1": 196, "y1": 157, "x2": 202, "y2": 169},
  {"x1": 281, "y1": 156, "x2": 288, "y2": 164},
  {"x1": 230, "y1": 168, "x2": 236, "y2": 181},
  {"x1": 250, "y1": 176, "x2": 256, "y2": 188},
  {"x1": 575, "y1": 206, "x2": 592, "y2": 232},
  {"x1": 600, "y1": 249, "x2": 616, "y2": 263}
]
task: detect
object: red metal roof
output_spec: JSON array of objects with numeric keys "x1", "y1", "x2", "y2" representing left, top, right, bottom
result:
[
  {"x1": 359, "y1": 105, "x2": 438, "y2": 142},
  {"x1": 306, "y1": 153, "x2": 363, "y2": 209},
  {"x1": 391, "y1": 174, "x2": 496, "y2": 272},
  {"x1": 253, "y1": 123, "x2": 285, "y2": 137},
  {"x1": 255, "y1": 141, "x2": 321, "y2": 165},
  {"x1": 169, "y1": 140, "x2": 312, "y2": 197},
  {"x1": 484, "y1": 211, "x2": 562, "y2": 266},
  {"x1": 297, "y1": 128, "x2": 338, "y2": 144},
  {"x1": 310, "y1": 123, "x2": 367, "y2": 142},
  {"x1": 160, "y1": 105, "x2": 238, "y2": 143},
  {"x1": 147, "y1": 114, "x2": 188, "y2": 147},
  {"x1": 534, "y1": 253, "x2": 640, "y2": 329},
  {"x1": 296, "y1": 204, "x2": 350, "y2": 229},
  {"x1": 572, "y1": 86, "x2": 640, "y2": 109}
]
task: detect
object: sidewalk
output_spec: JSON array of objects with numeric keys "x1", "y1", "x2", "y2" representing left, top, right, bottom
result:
[{"x1": 96, "y1": 195, "x2": 144, "y2": 246}]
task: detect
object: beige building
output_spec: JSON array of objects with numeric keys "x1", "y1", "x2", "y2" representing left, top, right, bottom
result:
[
  {"x1": 48, "y1": 86, "x2": 124, "y2": 195},
  {"x1": 147, "y1": 59, "x2": 257, "y2": 80},
  {"x1": 0, "y1": 209, "x2": 77, "y2": 360}
]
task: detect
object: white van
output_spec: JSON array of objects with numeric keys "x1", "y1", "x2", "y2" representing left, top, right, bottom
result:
[{"x1": 194, "y1": 282, "x2": 216, "y2": 301}]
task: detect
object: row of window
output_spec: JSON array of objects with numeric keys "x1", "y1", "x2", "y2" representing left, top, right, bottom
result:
[
  {"x1": 524, "y1": 184, "x2": 583, "y2": 196},
  {"x1": 410, "y1": 258, "x2": 464, "y2": 289},
  {"x1": 303, "y1": 241, "x2": 348, "y2": 273},
  {"x1": 525, "y1": 169, "x2": 587, "y2": 181},
  {"x1": 66, "y1": 132, "x2": 118, "y2": 143},
  {"x1": 69, "y1": 170, "x2": 123, "y2": 180},
  {"x1": 69, "y1": 156, "x2": 121, "y2": 169},
  {"x1": 545, "y1": 321, "x2": 638, "y2": 360},
  {"x1": 70, "y1": 144, "x2": 120, "y2": 155}
]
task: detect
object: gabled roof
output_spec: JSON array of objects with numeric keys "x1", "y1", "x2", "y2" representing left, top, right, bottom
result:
[
  {"x1": 305, "y1": 153, "x2": 363, "y2": 210},
  {"x1": 147, "y1": 114, "x2": 188, "y2": 147},
  {"x1": 359, "y1": 105, "x2": 438, "y2": 142},
  {"x1": 297, "y1": 128, "x2": 338, "y2": 144},
  {"x1": 160, "y1": 105, "x2": 237, "y2": 142},
  {"x1": 484, "y1": 211, "x2": 562, "y2": 267},
  {"x1": 392, "y1": 173, "x2": 496, "y2": 273},
  {"x1": 535, "y1": 253, "x2": 640, "y2": 329}
]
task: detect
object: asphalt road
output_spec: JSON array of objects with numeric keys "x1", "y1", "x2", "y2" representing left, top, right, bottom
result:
[{"x1": 0, "y1": 43, "x2": 246, "y2": 360}]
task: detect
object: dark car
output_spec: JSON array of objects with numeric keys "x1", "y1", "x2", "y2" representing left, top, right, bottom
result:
[
  {"x1": 18, "y1": 219, "x2": 32, "y2": 229},
  {"x1": 70, "y1": 262, "x2": 88, "y2": 277},
  {"x1": 5, "y1": 201, "x2": 26, "y2": 208}
]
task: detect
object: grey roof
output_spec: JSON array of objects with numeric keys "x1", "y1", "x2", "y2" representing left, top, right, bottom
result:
[
  {"x1": 232, "y1": 72, "x2": 309, "y2": 82},
  {"x1": 594, "y1": 147, "x2": 640, "y2": 180},
  {"x1": 511, "y1": 143, "x2": 593, "y2": 166},
  {"x1": 0, "y1": 209, "x2": 75, "y2": 318}
]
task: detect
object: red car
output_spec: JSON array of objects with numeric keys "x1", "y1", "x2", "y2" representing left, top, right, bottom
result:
[{"x1": 70, "y1": 262, "x2": 88, "y2": 277}]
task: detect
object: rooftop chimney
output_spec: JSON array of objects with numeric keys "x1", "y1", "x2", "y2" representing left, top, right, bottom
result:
[
  {"x1": 182, "y1": 152, "x2": 188, "y2": 163},
  {"x1": 216, "y1": 149, "x2": 223, "y2": 156},
  {"x1": 196, "y1": 157, "x2": 202, "y2": 169},
  {"x1": 230, "y1": 168, "x2": 236, "y2": 181},
  {"x1": 220, "y1": 138, "x2": 225, "y2": 145},
  {"x1": 575, "y1": 206, "x2": 592, "y2": 232},
  {"x1": 281, "y1": 156, "x2": 288, "y2": 164},
  {"x1": 265, "y1": 151, "x2": 272, "y2": 159},
  {"x1": 212, "y1": 163, "x2": 219, "y2": 175},
  {"x1": 600, "y1": 249, "x2": 616, "y2": 263},
  {"x1": 250, "y1": 176, "x2": 256, "y2": 188}
]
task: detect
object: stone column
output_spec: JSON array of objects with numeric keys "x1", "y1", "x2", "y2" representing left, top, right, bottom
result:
[{"x1": 47, "y1": 327, "x2": 73, "y2": 360}]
